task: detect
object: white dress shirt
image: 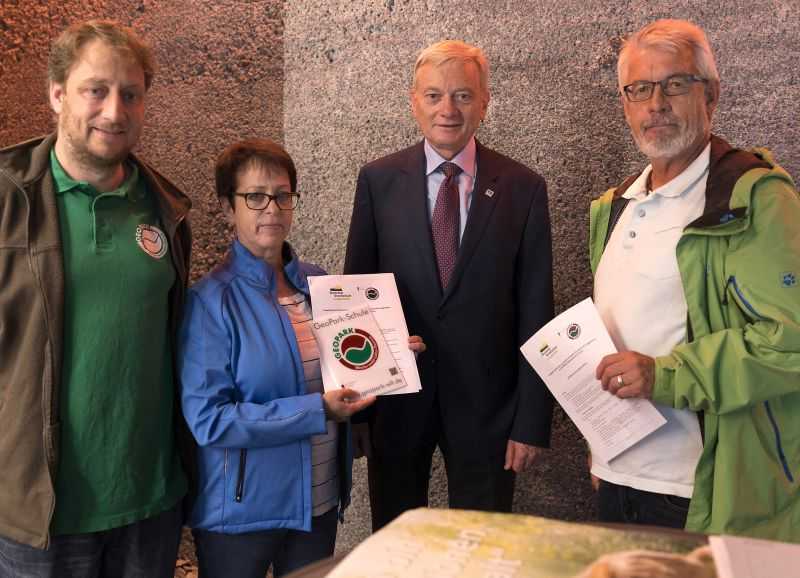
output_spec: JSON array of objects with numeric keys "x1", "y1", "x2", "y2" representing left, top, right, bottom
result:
[{"x1": 424, "y1": 137, "x2": 477, "y2": 242}]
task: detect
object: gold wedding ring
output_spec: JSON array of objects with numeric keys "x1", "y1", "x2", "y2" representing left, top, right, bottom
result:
[{"x1": 617, "y1": 375, "x2": 624, "y2": 387}]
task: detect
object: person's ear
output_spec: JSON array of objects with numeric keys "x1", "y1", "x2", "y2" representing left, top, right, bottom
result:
[
  {"x1": 49, "y1": 82, "x2": 65, "y2": 114},
  {"x1": 221, "y1": 197, "x2": 236, "y2": 226},
  {"x1": 705, "y1": 79, "x2": 720, "y2": 119}
]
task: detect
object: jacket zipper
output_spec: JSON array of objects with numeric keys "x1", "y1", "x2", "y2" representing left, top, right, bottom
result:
[
  {"x1": 726, "y1": 276, "x2": 795, "y2": 483},
  {"x1": 724, "y1": 275, "x2": 764, "y2": 321},
  {"x1": 764, "y1": 401, "x2": 795, "y2": 483},
  {"x1": 235, "y1": 448, "x2": 247, "y2": 502}
]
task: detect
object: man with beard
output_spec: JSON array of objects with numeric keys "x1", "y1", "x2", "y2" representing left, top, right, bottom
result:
[
  {"x1": 589, "y1": 19, "x2": 799, "y2": 542},
  {"x1": 0, "y1": 20, "x2": 192, "y2": 574}
]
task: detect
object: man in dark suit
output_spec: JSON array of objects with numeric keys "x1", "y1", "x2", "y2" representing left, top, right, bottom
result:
[{"x1": 344, "y1": 40, "x2": 555, "y2": 530}]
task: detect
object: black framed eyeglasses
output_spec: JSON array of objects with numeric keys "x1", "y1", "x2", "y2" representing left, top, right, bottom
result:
[
  {"x1": 233, "y1": 191, "x2": 300, "y2": 211},
  {"x1": 622, "y1": 74, "x2": 707, "y2": 102}
]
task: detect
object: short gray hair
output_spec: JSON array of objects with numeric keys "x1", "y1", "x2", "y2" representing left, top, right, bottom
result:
[
  {"x1": 618, "y1": 19, "x2": 719, "y2": 91},
  {"x1": 413, "y1": 40, "x2": 489, "y2": 96}
]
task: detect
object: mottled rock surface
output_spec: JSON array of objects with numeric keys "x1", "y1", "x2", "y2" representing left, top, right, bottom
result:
[
  {"x1": 283, "y1": 0, "x2": 799, "y2": 555},
  {"x1": 2, "y1": 0, "x2": 798, "y2": 573}
]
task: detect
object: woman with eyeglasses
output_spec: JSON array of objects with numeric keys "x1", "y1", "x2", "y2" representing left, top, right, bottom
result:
[{"x1": 178, "y1": 139, "x2": 424, "y2": 577}]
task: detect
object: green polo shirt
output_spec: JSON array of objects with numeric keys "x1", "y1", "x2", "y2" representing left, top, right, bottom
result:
[{"x1": 50, "y1": 150, "x2": 186, "y2": 535}]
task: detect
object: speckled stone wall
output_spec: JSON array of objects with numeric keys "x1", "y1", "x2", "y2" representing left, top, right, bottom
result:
[
  {"x1": 2, "y1": 0, "x2": 799, "y2": 560},
  {"x1": 283, "y1": 0, "x2": 799, "y2": 553}
]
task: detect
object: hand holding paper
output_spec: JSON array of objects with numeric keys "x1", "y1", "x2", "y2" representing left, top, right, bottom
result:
[
  {"x1": 309, "y1": 273, "x2": 422, "y2": 395},
  {"x1": 311, "y1": 304, "x2": 408, "y2": 397},
  {"x1": 596, "y1": 350, "x2": 656, "y2": 399},
  {"x1": 520, "y1": 298, "x2": 666, "y2": 463},
  {"x1": 322, "y1": 388, "x2": 375, "y2": 422}
]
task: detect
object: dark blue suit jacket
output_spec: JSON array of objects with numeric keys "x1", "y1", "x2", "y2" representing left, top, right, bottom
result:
[{"x1": 344, "y1": 140, "x2": 554, "y2": 458}]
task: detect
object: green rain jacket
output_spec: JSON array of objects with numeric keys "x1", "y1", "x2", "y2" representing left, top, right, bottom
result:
[{"x1": 589, "y1": 135, "x2": 800, "y2": 542}]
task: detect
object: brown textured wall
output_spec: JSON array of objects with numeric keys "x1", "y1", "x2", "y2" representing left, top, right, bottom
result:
[
  {"x1": 3, "y1": 0, "x2": 799, "y2": 562},
  {"x1": 0, "y1": 0, "x2": 285, "y2": 280}
]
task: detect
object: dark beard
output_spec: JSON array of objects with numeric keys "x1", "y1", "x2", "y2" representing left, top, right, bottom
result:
[{"x1": 63, "y1": 129, "x2": 130, "y2": 170}]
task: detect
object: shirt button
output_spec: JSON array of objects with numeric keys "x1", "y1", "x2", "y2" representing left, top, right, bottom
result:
[
  {"x1": 629, "y1": 231, "x2": 637, "y2": 238},
  {"x1": 638, "y1": 209, "x2": 646, "y2": 217}
]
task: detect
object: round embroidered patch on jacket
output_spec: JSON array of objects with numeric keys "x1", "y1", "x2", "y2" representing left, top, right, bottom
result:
[{"x1": 136, "y1": 224, "x2": 168, "y2": 259}]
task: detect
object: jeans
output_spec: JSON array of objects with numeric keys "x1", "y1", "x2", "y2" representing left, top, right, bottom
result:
[
  {"x1": 597, "y1": 479, "x2": 690, "y2": 529},
  {"x1": 192, "y1": 507, "x2": 338, "y2": 578},
  {"x1": 0, "y1": 502, "x2": 182, "y2": 578}
]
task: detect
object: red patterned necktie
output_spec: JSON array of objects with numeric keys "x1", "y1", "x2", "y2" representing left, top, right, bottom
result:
[{"x1": 431, "y1": 161, "x2": 462, "y2": 289}]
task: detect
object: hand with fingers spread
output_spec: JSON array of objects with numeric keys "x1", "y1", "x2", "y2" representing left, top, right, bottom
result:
[{"x1": 596, "y1": 351, "x2": 655, "y2": 400}]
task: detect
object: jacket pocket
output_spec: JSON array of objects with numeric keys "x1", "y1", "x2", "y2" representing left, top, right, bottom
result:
[
  {"x1": 725, "y1": 275, "x2": 766, "y2": 322},
  {"x1": 234, "y1": 449, "x2": 247, "y2": 502},
  {"x1": 763, "y1": 401, "x2": 795, "y2": 484},
  {"x1": 728, "y1": 277, "x2": 795, "y2": 484}
]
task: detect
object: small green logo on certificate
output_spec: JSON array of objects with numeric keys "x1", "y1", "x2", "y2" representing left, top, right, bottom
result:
[
  {"x1": 567, "y1": 323, "x2": 581, "y2": 339},
  {"x1": 333, "y1": 328, "x2": 380, "y2": 370}
]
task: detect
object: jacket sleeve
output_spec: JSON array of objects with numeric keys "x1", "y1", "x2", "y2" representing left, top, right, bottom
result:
[
  {"x1": 510, "y1": 174, "x2": 555, "y2": 446},
  {"x1": 653, "y1": 174, "x2": 800, "y2": 415},
  {"x1": 178, "y1": 288, "x2": 327, "y2": 448},
  {"x1": 343, "y1": 166, "x2": 379, "y2": 425}
]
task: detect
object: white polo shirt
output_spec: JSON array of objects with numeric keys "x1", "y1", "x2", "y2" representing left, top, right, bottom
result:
[{"x1": 591, "y1": 143, "x2": 710, "y2": 498}]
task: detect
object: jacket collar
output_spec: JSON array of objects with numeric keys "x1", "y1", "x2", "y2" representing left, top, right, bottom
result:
[
  {"x1": 687, "y1": 135, "x2": 770, "y2": 229},
  {"x1": 398, "y1": 139, "x2": 502, "y2": 302},
  {"x1": 612, "y1": 135, "x2": 771, "y2": 230},
  {"x1": 423, "y1": 137, "x2": 477, "y2": 178},
  {"x1": 0, "y1": 134, "x2": 57, "y2": 190},
  {"x1": 228, "y1": 238, "x2": 309, "y2": 294},
  {"x1": 1, "y1": 133, "x2": 191, "y2": 232}
]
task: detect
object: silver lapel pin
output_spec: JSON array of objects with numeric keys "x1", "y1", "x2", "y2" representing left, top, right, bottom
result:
[{"x1": 485, "y1": 188, "x2": 495, "y2": 198}]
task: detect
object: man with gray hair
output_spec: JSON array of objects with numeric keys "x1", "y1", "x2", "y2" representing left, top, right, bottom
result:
[
  {"x1": 590, "y1": 19, "x2": 799, "y2": 541},
  {"x1": 345, "y1": 40, "x2": 554, "y2": 530},
  {"x1": 0, "y1": 20, "x2": 193, "y2": 574}
]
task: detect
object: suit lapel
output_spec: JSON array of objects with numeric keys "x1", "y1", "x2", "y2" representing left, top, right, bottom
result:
[
  {"x1": 401, "y1": 142, "x2": 441, "y2": 293},
  {"x1": 442, "y1": 142, "x2": 500, "y2": 303}
]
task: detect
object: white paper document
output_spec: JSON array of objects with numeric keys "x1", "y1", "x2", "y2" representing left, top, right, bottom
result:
[
  {"x1": 311, "y1": 305, "x2": 408, "y2": 397},
  {"x1": 520, "y1": 298, "x2": 666, "y2": 462},
  {"x1": 710, "y1": 535, "x2": 800, "y2": 578},
  {"x1": 308, "y1": 273, "x2": 421, "y2": 395}
]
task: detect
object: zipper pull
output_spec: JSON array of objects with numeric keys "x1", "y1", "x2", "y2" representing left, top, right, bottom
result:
[{"x1": 721, "y1": 275, "x2": 734, "y2": 306}]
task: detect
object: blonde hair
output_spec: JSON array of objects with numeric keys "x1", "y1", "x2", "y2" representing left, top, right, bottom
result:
[
  {"x1": 618, "y1": 19, "x2": 719, "y2": 90},
  {"x1": 413, "y1": 40, "x2": 489, "y2": 95},
  {"x1": 48, "y1": 19, "x2": 155, "y2": 90}
]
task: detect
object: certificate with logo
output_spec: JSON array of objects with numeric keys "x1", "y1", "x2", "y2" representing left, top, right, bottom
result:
[
  {"x1": 308, "y1": 273, "x2": 422, "y2": 395},
  {"x1": 520, "y1": 298, "x2": 666, "y2": 462},
  {"x1": 311, "y1": 305, "x2": 408, "y2": 397}
]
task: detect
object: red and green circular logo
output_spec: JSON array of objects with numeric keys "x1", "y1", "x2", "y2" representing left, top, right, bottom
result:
[{"x1": 333, "y1": 328, "x2": 379, "y2": 370}]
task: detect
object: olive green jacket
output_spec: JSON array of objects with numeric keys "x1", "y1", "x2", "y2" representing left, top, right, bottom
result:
[
  {"x1": 590, "y1": 135, "x2": 800, "y2": 542},
  {"x1": 0, "y1": 134, "x2": 193, "y2": 548}
]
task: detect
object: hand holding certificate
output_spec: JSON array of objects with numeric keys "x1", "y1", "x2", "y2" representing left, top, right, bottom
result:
[
  {"x1": 309, "y1": 273, "x2": 422, "y2": 395},
  {"x1": 312, "y1": 305, "x2": 408, "y2": 397},
  {"x1": 520, "y1": 298, "x2": 666, "y2": 462}
]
